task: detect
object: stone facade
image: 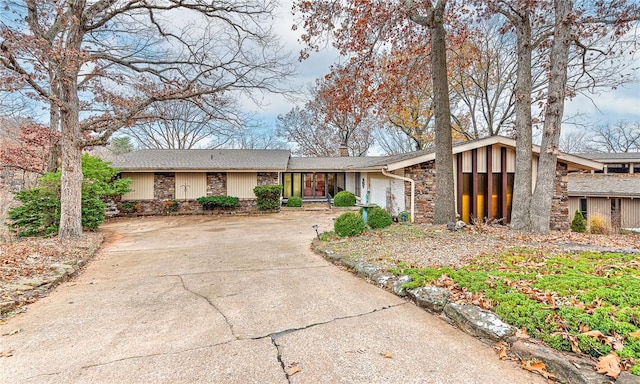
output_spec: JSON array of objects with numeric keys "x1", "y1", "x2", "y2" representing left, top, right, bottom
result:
[
  {"x1": 404, "y1": 161, "x2": 436, "y2": 224},
  {"x1": 119, "y1": 171, "x2": 264, "y2": 217},
  {"x1": 257, "y1": 172, "x2": 279, "y2": 186},
  {"x1": 154, "y1": 173, "x2": 175, "y2": 200},
  {"x1": 207, "y1": 172, "x2": 226, "y2": 196},
  {"x1": 118, "y1": 198, "x2": 258, "y2": 216},
  {"x1": 405, "y1": 160, "x2": 570, "y2": 229},
  {"x1": 549, "y1": 162, "x2": 569, "y2": 231}
]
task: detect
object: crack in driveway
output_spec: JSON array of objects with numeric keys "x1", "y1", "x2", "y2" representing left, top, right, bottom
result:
[
  {"x1": 171, "y1": 274, "x2": 238, "y2": 339},
  {"x1": 260, "y1": 302, "x2": 409, "y2": 383}
]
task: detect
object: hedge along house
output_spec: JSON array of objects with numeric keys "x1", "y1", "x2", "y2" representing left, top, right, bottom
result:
[
  {"x1": 107, "y1": 136, "x2": 601, "y2": 229},
  {"x1": 567, "y1": 152, "x2": 640, "y2": 230}
]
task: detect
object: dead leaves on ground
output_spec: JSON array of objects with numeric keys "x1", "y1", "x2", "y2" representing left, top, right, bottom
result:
[
  {"x1": 0, "y1": 349, "x2": 14, "y2": 357},
  {"x1": 521, "y1": 360, "x2": 556, "y2": 380},
  {"x1": 596, "y1": 353, "x2": 622, "y2": 378}
]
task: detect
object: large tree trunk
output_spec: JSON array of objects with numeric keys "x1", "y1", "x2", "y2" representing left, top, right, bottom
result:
[
  {"x1": 530, "y1": 0, "x2": 573, "y2": 233},
  {"x1": 58, "y1": 83, "x2": 83, "y2": 238},
  {"x1": 431, "y1": 0, "x2": 456, "y2": 224},
  {"x1": 509, "y1": 15, "x2": 534, "y2": 230},
  {"x1": 57, "y1": 15, "x2": 84, "y2": 238}
]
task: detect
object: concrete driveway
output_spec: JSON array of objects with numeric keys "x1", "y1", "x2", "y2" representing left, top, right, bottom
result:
[{"x1": 0, "y1": 212, "x2": 543, "y2": 383}]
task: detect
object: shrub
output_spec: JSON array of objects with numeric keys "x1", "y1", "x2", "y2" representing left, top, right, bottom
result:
[
  {"x1": 196, "y1": 196, "x2": 240, "y2": 209},
  {"x1": 333, "y1": 190, "x2": 356, "y2": 207},
  {"x1": 253, "y1": 185, "x2": 283, "y2": 210},
  {"x1": 6, "y1": 154, "x2": 131, "y2": 237},
  {"x1": 334, "y1": 211, "x2": 366, "y2": 237},
  {"x1": 287, "y1": 196, "x2": 303, "y2": 207},
  {"x1": 570, "y1": 210, "x2": 587, "y2": 233},
  {"x1": 589, "y1": 214, "x2": 610, "y2": 235},
  {"x1": 365, "y1": 206, "x2": 393, "y2": 229}
]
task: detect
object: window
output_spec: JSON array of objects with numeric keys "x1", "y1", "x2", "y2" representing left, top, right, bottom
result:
[{"x1": 580, "y1": 198, "x2": 588, "y2": 220}]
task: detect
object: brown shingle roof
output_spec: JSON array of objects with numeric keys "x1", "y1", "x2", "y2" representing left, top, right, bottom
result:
[{"x1": 568, "y1": 174, "x2": 640, "y2": 198}]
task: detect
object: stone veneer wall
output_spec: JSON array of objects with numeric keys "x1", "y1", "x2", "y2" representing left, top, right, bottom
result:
[
  {"x1": 154, "y1": 173, "x2": 175, "y2": 200},
  {"x1": 257, "y1": 172, "x2": 279, "y2": 186},
  {"x1": 119, "y1": 171, "x2": 265, "y2": 217},
  {"x1": 404, "y1": 160, "x2": 570, "y2": 229},
  {"x1": 404, "y1": 161, "x2": 436, "y2": 224},
  {"x1": 207, "y1": 172, "x2": 226, "y2": 196},
  {"x1": 549, "y1": 162, "x2": 569, "y2": 231}
]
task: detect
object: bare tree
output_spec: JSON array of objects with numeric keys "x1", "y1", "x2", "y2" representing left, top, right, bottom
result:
[
  {"x1": 126, "y1": 101, "x2": 240, "y2": 149},
  {"x1": 586, "y1": 121, "x2": 640, "y2": 153},
  {"x1": 1, "y1": 0, "x2": 295, "y2": 237}
]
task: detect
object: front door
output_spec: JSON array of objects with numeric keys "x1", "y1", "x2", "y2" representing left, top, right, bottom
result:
[{"x1": 303, "y1": 173, "x2": 326, "y2": 198}]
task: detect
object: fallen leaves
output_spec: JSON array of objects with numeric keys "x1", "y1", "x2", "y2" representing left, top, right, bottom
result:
[
  {"x1": 380, "y1": 352, "x2": 393, "y2": 359},
  {"x1": 596, "y1": 353, "x2": 621, "y2": 379},
  {"x1": 285, "y1": 362, "x2": 301, "y2": 377},
  {"x1": 521, "y1": 360, "x2": 556, "y2": 380},
  {"x1": 0, "y1": 349, "x2": 14, "y2": 358}
]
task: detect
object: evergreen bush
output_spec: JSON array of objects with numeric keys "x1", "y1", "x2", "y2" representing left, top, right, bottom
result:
[
  {"x1": 365, "y1": 206, "x2": 393, "y2": 229},
  {"x1": 287, "y1": 196, "x2": 303, "y2": 207},
  {"x1": 196, "y1": 195, "x2": 240, "y2": 209},
  {"x1": 253, "y1": 185, "x2": 283, "y2": 210},
  {"x1": 334, "y1": 211, "x2": 366, "y2": 237},
  {"x1": 7, "y1": 154, "x2": 131, "y2": 237},
  {"x1": 570, "y1": 210, "x2": 587, "y2": 233},
  {"x1": 333, "y1": 191, "x2": 356, "y2": 207}
]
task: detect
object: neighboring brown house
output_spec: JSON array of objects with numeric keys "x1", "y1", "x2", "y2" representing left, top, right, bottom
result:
[
  {"x1": 568, "y1": 152, "x2": 640, "y2": 230},
  {"x1": 107, "y1": 136, "x2": 601, "y2": 229}
]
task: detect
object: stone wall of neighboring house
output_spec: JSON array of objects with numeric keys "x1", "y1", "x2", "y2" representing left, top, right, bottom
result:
[
  {"x1": 207, "y1": 172, "x2": 226, "y2": 196},
  {"x1": 258, "y1": 172, "x2": 279, "y2": 186},
  {"x1": 404, "y1": 161, "x2": 436, "y2": 224},
  {"x1": 154, "y1": 173, "x2": 175, "y2": 200},
  {"x1": 549, "y1": 162, "x2": 569, "y2": 231}
]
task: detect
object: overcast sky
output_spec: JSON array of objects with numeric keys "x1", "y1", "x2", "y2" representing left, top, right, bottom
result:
[{"x1": 252, "y1": 1, "x2": 640, "y2": 136}]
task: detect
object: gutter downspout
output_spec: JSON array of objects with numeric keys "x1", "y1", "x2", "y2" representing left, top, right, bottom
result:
[{"x1": 382, "y1": 167, "x2": 415, "y2": 223}]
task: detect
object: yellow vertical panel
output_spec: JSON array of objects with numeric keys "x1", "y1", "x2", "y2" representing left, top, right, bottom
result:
[
  {"x1": 227, "y1": 173, "x2": 258, "y2": 198},
  {"x1": 476, "y1": 147, "x2": 487, "y2": 173},
  {"x1": 506, "y1": 149, "x2": 516, "y2": 173},
  {"x1": 461, "y1": 195, "x2": 470, "y2": 223},
  {"x1": 621, "y1": 199, "x2": 640, "y2": 228},
  {"x1": 175, "y1": 173, "x2": 206, "y2": 200},
  {"x1": 462, "y1": 151, "x2": 472, "y2": 173},
  {"x1": 121, "y1": 172, "x2": 154, "y2": 200},
  {"x1": 492, "y1": 145, "x2": 502, "y2": 173}
]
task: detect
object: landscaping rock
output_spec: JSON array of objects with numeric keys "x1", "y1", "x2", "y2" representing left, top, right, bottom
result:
[
  {"x1": 51, "y1": 263, "x2": 75, "y2": 277},
  {"x1": 443, "y1": 303, "x2": 514, "y2": 343},
  {"x1": 392, "y1": 275, "x2": 412, "y2": 296},
  {"x1": 353, "y1": 262, "x2": 381, "y2": 278},
  {"x1": 370, "y1": 272, "x2": 396, "y2": 288},
  {"x1": 617, "y1": 372, "x2": 640, "y2": 384},
  {"x1": 511, "y1": 339, "x2": 609, "y2": 384},
  {"x1": 408, "y1": 287, "x2": 450, "y2": 313}
]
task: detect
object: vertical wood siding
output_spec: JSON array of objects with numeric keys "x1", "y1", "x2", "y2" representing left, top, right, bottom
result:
[
  {"x1": 587, "y1": 198, "x2": 611, "y2": 224},
  {"x1": 227, "y1": 172, "x2": 258, "y2": 198},
  {"x1": 174, "y1": 173, "x2": 206, "y2": 200},
  {"x1": 121, "y1": 173, "x2": 154, "y2": 200},
  {"x1": 622, "y1": 199, "x2": 640, "y2": 228},
  {"x1": 476, "y1": 147, "x2": 487, "y2": 173}
]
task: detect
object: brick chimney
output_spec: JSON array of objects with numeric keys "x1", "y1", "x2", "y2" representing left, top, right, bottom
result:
[{"x1": 339, "y1": 143, "x2": 349, "y2": 157}]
